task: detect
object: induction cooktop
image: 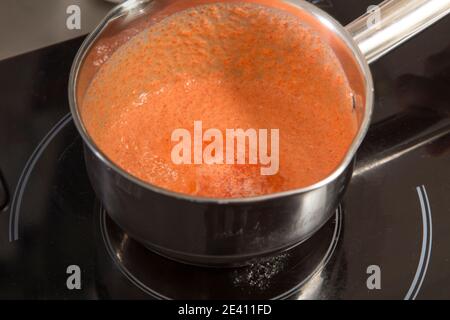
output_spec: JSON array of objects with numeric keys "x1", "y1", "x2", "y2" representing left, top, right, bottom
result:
[{"x1": 0, "y1": 0, "x2": 449, "y2": 300}]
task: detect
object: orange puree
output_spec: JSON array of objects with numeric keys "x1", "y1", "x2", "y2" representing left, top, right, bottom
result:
[{"x1": 81, "y1": 2, "x2": 357, "y2": 198}]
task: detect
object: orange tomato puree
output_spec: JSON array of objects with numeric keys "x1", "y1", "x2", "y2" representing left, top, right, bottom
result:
[{"x1": 81, "y1": 2, "x2": 357, "y2": 198}]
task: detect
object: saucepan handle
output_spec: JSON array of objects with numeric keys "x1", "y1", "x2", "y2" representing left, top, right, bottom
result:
[{"x1": 346, "y1": 0, "x2": 450, "y2": 64}]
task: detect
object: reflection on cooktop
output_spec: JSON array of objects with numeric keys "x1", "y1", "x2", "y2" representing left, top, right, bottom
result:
[{"x1": 98, "y1": 205, "x2": 341, "y2": 299}]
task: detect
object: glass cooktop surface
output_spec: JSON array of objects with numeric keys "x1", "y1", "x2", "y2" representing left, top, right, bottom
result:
[{"x1": 0, "y1": 0, "x2": 449, "y2": 299}]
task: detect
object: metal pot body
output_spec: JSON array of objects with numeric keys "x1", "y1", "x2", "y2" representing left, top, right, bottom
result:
[
  {"x1": 70, "y1": 0, "x2": 449, "y2": 266},
  {"x1": 85, "y1": 143, "x2": 353, "y2": 266}
]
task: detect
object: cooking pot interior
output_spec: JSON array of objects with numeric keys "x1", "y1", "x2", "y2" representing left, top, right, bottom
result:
[
  {"x1": 75, "y1": 0, "x2": 368, "y2": 137},
  {"x1": 72, "y1": 0, "x2": 371, "y2": 198}
]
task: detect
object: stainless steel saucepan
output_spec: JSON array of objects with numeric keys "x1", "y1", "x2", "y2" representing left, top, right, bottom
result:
[{"x1": 69, "y1": 0, "x2": 450, "y2": 266}]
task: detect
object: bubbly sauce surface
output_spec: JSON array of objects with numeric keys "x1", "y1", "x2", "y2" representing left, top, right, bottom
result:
[{"x1": 82, "y1": 2, "x2": 357, "y2": 198}]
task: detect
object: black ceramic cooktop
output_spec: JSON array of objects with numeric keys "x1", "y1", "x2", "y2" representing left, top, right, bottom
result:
[{"x1": 0, "y1": 0, "x2": 449, "y2": 299}]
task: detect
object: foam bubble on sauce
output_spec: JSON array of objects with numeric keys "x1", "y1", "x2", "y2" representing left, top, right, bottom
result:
[{"x1": 82, "y1": 2, "x2": 357, "y2": 198}]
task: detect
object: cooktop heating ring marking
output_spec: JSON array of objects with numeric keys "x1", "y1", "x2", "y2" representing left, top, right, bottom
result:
[
  {"x1": 100, "y1": 206, "x2": 342, "y2": 300},
  {"x1": 8, "y1": 113, "x2": 72, "y2": 242},
  {"x1": 404, "y1": 185, "x2": 433, "y2": 300},
  {"x1": 99, "y1": 210, "x2": 170, "y2": 300},
  {"x1": 277, "y1": 205, "x2": 343, "y2": 300}
]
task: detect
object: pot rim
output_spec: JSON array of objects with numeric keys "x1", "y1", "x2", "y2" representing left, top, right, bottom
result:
[{"x1": 68, "y1": 0, "x2": 374, "y2": 204}]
